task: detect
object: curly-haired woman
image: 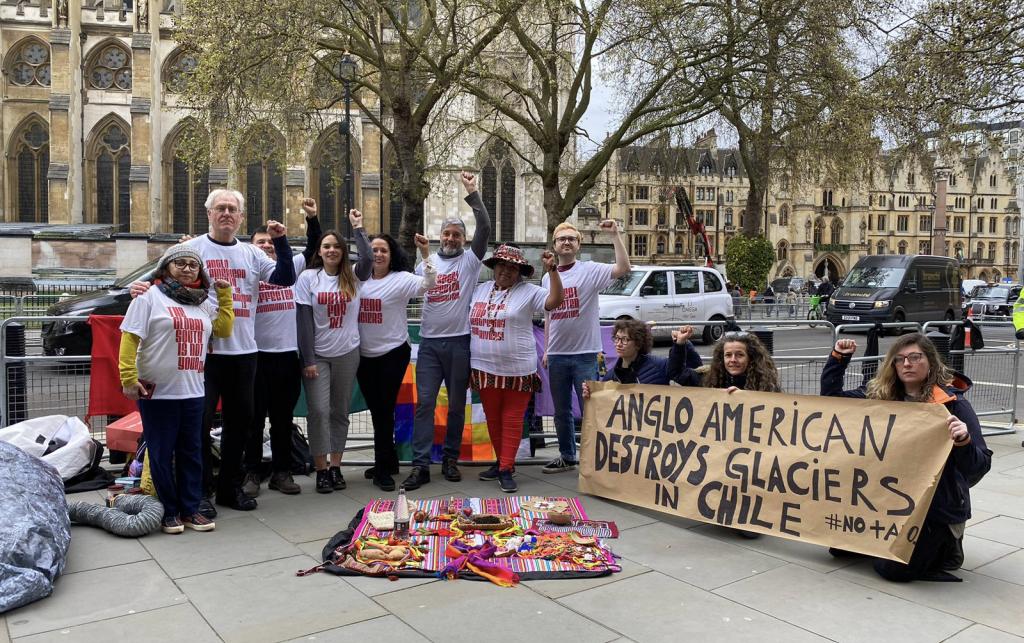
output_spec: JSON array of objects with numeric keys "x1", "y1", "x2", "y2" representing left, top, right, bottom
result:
[{"x1": 821, "y1": 332, "x2": 992, "y2": 582}]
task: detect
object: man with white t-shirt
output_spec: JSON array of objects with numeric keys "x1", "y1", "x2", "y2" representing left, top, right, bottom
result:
[
  {"x1": 131, "y1": 189, "x2": 296, "y2": 512},
  {"x1": 541, "y1": 219, "x2": 630, "y2": 473},
  {"x1": 402, "y1": 171, "x2": 491, "y2": 490},
  {"x1": 242, "y1": 197, "x2": 322, "y2": 497}
]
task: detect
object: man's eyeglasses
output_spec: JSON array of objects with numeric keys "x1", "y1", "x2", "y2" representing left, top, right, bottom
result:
[
  {"x1": 554, "y1": 235, "x2": 579, "y2": 244},
  {"x1": 892, "y1": 352, "x2": 925, "y2": 366},
  {"x1": 612, "y1": 335, "x2": 633, "y2": 344},
  {"x1": 171, "y1": 259, "x2": 201, "y2": 271}
]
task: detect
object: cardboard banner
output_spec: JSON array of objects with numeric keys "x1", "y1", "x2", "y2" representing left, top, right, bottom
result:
[{"x1": 579, "y1": 382, "x2": 952, "y2": 562}]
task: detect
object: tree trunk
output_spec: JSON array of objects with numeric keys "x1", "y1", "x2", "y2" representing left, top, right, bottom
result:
[{"x1": 742, "y1": 157, "x2": 769, "y2": 238}]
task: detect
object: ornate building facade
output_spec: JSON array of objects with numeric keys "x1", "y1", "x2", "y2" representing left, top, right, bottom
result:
[
  {"x1": 0, "y1": 0, "x2": 549, "y2": 275},
  {"x1": 606, "y1": 130, "x2": 1021, "y2": 283}
]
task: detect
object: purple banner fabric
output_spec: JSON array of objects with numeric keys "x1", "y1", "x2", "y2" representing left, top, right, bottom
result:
[{"x1": 532, "y1": 325, "x2": 616, "y2": 417}]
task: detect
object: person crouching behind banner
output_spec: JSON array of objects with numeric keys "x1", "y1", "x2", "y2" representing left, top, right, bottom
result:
[
  {"x1": 470, "y1": 244, "x2": 563, "y2": 493},
  {"x1": 672, "y1": 327, "x2": 780, "y2": 539},
  {"x1": 821, "y1": 333, "x2": 992, "y2": 582},
  {"x1": 119, "y1": 245, "x2": 234, "y2": 534}
]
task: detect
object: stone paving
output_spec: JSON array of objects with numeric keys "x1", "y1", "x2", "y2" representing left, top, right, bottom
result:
[{"x1": 3, "y1": 433, "x2": 1024, "y2": 643}]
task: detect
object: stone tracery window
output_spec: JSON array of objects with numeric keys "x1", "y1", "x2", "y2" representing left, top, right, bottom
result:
[
  {"x1": 240, "y1": 126, "x2": 284, "y2": 234},
  {"x1": 313, "y1": 128, "x2": 361, "y2": 236},
  {"x1": 8, "y1": 39, "x2": 51, "y2": 87},
  {"x1": 90, "y1": 121, "x2": 131, "y2": 226},
  {"x1": 164, "y1": 48, "x2": 198, "y2": 93},
  {"x1": 11, "y1": 119, "x2": 49, "y2": 222},
  {"x1": 88, "y1": 44, "x2": 132, "y2": 91},
  {"x1": 481, "y1": 139, "x2": 516, "y2": 242}
]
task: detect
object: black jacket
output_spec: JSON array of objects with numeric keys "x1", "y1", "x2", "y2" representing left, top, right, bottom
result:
[
  {"x1": 820, "y1": 352, "x2": 992, "y2": 525},
  {"x1": 604, "y1": 341, "x2": 700, "y2": 385}
]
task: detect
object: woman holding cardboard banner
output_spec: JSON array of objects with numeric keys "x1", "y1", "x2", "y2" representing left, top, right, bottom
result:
[{"x1": 821, "y1": 332, "x2": 992, "y2": 582}]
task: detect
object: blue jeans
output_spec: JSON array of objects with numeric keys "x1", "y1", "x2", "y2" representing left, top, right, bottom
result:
[
  {"x1": 138, "y1": 396, "x2": 205, "y2": 519},
  {"x1": 412, "y1": 334, "x2": 471, "y2": 466},
  {"x1": 548, "y1": 353, "x2": 598, "y2": 462}
]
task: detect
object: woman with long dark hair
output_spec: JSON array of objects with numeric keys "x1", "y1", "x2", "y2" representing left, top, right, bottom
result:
[
  {"x1": 821, "y1": 332, "x2": 992, "y2": 581},
  {"x1": 356, "y1": 233, "x2": 435, "y2": 491},
  {"x1": 295, "y1": 211, "x2": 372, "y2": 493}
]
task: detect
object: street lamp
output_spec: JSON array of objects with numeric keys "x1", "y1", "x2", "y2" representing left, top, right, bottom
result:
[{"x1": 336, "y1": 53, "x2": 357, "y2": 233}]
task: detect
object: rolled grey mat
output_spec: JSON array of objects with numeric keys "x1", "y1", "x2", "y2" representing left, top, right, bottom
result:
[{"x1": 68, "y1": 494, "x2": 164, "y2": 538}]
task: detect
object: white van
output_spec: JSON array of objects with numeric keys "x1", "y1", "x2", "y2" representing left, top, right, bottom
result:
[{"x1": 598, "y1": 266, "x2": 734, "y2": 343}]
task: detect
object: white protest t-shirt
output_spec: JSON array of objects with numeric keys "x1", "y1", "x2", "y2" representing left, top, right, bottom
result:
[
  {"x1": 120, "y1": 287, "x2": 218, "y2": 399},
  {"x1": 294, "y1": 268, "x2": 361, "y2": 358},
  {"x1": 187, "y1": 235, "x2": 277, "y2": 355},
  {"x1": 416, "y1": 251, "x2": 482, "y2": 338},
  {"x1": 254, "y1": 253, "x2": 305, "y2": 353},
  {"x1": 469, "y1": 281, "x2": 548, "y2": 377},
  {"x1": 542, "y1": 261, "x2": 616, "y2": 355},
  {"x1": 358, "y1": 271, "x2": 428, "y2": 358}
]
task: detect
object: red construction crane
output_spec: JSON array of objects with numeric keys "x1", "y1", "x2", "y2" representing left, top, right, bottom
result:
[{"x1": 672, "y1": 187, "x2": 715, "y2": 268}]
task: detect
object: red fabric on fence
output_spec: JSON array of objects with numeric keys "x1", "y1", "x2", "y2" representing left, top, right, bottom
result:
[{"x1": 86, "y1": 314, "x2": 135, "y2": 421}]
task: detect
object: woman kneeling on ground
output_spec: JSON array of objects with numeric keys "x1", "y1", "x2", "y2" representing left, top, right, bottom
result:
[
  {"x1": 119, "y1": 244, "x2": 234, "y2": 534},
  {"x1": 821, "y1": 332, "x2": 992, "y2": 582}
]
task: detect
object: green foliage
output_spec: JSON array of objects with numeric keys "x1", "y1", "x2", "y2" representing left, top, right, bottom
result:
[{"x1": 724, "y1": 235, "x2": 774, "y2": 290}]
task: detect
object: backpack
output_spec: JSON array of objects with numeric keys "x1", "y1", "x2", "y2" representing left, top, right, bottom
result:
[{"x1": 291, "y1": 425, "x2": 314, "y2": 475}]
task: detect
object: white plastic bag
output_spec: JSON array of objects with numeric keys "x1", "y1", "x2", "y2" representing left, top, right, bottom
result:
[{"x1": 0, "y1": 415, "x2": 96, "y2": 481}]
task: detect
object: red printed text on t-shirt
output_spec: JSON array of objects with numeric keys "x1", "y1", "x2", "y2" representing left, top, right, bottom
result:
[
  {"x1": 469, "y1": 301, "x2": 506, "y2": 341},
  {"x1": 169, "y1": 306, "x2": 205, "y2": 372},
  {"x1": 426, "y1": 272, "x2": 460, "y2": 303},
  {"x1": 359, "y1": 298, "x2": 383, "y2": 324},
  {"x1": 317, "y1": 291, "x2": 350, "y2": 328},
  {"x1": 549, "y1": 286, "x2": 580, "y2": 320}
]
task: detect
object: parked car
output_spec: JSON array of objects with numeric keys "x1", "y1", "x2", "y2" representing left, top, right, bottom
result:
[
  {"x1": 826, "y1": 254, "x2": 961, "y2": 326},
  {"x1": 41, "y1": 260, "x2": 159, "y2": 356},
  {"x1": 599, "y1": 266, "x2": 734, "y2": 344},
  {"x1": 967, "y1": 284, "x2": 1022, "y2": 318},
  {"x1": 770, "y1": 276, "x2": 805, "y2": 295}
]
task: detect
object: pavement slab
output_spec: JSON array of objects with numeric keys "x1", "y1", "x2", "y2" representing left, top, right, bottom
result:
[
  {"x1": 62, "y1": 524, "x2": 151, "y2": 574},
  {"x1": 973, "y1": 548, "x2": 1024, "y2": 585},
  {"x1": 280, "y1": 615, "x2": 430, "y2": 642},
  {"x1": 961, "y1": 535, "x2": 1020, "y2": 571},
  {"x1": 610, "y1": 522, "x2": 788, "y2": 590},
  {"x1": 690, "y1": 523, "x2": 856, "y2": 573},
  {"x1": 374, "y1": 576, "x2": 619, "y2": 643},
  {"x1": 11, "y1": 603, "x2": 219, "y2": 643},
  {"x1": 943, "y1": 624, "x2": 1024, "y2": 643},
  {"x1": 521, "y1": 555, "x2": 652, "y2": 599},
  {"x1": 964, "y1": 515, "x2": 1024, "y2": 548},
  {"x1": 178, "y1": 555, "x2": 386, "y2": 643},
  {"x1": 559, "y1": 570, "x2": 828, "y2": 642},
  {"x1": 3, "y1": 561, "x2": 184, "y2": 638},
  {"x1": 715, "y1": 564, "x2": 970, "y2": 642}
]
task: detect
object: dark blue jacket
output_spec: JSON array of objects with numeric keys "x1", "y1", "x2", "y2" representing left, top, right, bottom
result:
[
  {"x1": 603, "y1": 341, "x2": 701, "y2": 385},
  {"x1": 821, "y1": 352, "x2": 992, "y2": 525}
]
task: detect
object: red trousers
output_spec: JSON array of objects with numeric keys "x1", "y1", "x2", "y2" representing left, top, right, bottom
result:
[{"x1": 478, "y1": 387, "x2": 532, "y2": 471}]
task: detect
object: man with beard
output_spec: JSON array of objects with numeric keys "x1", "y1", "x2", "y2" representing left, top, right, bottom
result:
[{"x1": 399, "y1": 171, "x2": 491, "y2": 490}]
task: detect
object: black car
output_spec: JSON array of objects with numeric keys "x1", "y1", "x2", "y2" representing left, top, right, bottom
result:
[
  {"x1": 41, "y1": 260, "x2": 158, "y2": 356},
  {"x1": 968, "y1": 284, "x2": 1022, "y2": 318}
]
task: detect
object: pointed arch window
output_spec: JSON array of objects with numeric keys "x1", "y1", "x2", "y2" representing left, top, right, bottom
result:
[
  {"x1": 830, "y1": 219, "x2": 843, "y2": 245},
  {"x1": 779, "y1": 204, "x2": 789, "y2": 227},
  {"x1": 163, "y1": 48, "x2": 198, "y2": 93},
  {"x1": 481, "y1": 140, "x2": 516, "y2": 242},
  {"x1": 11, "y1": 120, "x2": 49, "y2": 222},
  {"x1": 898, "y1": 240, "x2": 908, "y2": 255},
  {"x1": 876, "y1": 241, "x2": 887, "y2": 255},
  {"x1": 165, "y1": 124, "x2": 209, "y2": 235},
  {"x1": 8, "y1": 39, "x2": 51, "y2": 87},
  {"x1": 777, "y1": 240, "x2": 789, "y2": 261},
  {"x1": 240, "y1": 128, "x2": 284, "y2": 234},
  {"x1": 813, "y1": 218, "x2": 824, "y2": 245},
  {"x1": 88, "y1": 43, "x2": 132, "y2": 91},
  {"x1": 90, "y1": 121, "x2": 131, "y2": 226},
  {"x1": 313, "y1": 128, "x2": 361, "y2": 236}
]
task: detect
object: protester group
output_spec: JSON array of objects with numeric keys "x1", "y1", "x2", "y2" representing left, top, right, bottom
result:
[{"x1": 117, "y1": 171, "x2": 992, "y2": 584}]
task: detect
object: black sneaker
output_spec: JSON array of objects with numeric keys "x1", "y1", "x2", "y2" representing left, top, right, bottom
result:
[
  {"x1": 216, "y1": 488, "x2": 257, "y2": 511},
  {"x1": 329, "y1": 467, "x2": 347, "y2": 490},
  {"x1": 373, "y1": 474, "x2": 396, "y2": 492},
  {"x1": 478, "y1": 465, "x2": 518, "y2": 481},
  {"x1": 497, "y1": 469, "x2": 518, "y2": 493},
  {"x1": 315, "y1": 470, "x2": 333, "y2": 494},
  {"x1": 198, "y1": 498, "x2": 218, "y2": 520},
  {"x1": 442, "y1": 457, "x2": 462, "y2": 482},
  {"x1": 402, "y1": 466, "x2": 430, "y2": 490},
  {"x1": 542, "y1": 456, "x2": 577, "y2": 474}
]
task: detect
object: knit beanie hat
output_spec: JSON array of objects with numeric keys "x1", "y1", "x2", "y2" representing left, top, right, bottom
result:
[{"x1": 159, "y1": 243, "x2": 203, "y2": 271}]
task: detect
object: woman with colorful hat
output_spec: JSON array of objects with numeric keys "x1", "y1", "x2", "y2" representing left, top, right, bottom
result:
[
  {"x1": 118, "y1": 244, "x2": 235, "y2": 534},
  {"x1": 469, "y1": 243, "x2": 563, "y2": 492}
]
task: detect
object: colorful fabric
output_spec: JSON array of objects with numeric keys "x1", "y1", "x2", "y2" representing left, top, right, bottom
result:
[{"x1": 470, "y1": 369, "x2": 541, "y2": 393}]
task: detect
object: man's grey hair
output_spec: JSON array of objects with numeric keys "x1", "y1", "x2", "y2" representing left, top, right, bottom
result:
[
  {"x1": 441, "y1": 217, "x2": 466, "y2": 236},
  {"x1": 205, "y1": 189, "x2": 246, "y2": 213}
]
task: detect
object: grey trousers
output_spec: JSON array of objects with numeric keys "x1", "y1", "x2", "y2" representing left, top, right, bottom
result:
[{"x1": 303, "y1": 347, "x2": 360, "y2": 457}]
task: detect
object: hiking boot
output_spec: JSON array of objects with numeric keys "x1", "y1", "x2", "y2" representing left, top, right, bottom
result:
[
  {"x1": 373, "y1": 473, "x2": 396, "y2": 492},
  {"x1": 216, "y1": 488, "x2": 257, "y2": 511},
  {"x1": 198, "y1": 498, "x2": 218, "y2": 520},
  {"x1": 182, "y1": 513, "x2": 216, "y2": 532},
  {"x1": 269, "y1": 471, "x2": 301, "y2": 495},
  {"x1": 315, "y1": 470, "x2": 333, "y2": 494},
  {"x1": 542, "y1": 456, "x2": 577, "y2": 474},
  {"x1": 162, "y1": 516, "x2": 184, "y2": 534},
  {"x1": 241, "y1": 471, "x2": 261, "y2": 497},
  {"x1": 402, "y1": 466, "x2": 430, "y2": 491},
  {"x1": 442, "y1": 457, "x2": 462, "y2": 482},
  {"x1": 497, "y1": 469, "x2": 518, "y2": 493},
  {"x1": 478, "y1": 465, "x2": 518, "y2": 481},
  {"x1": 329, "y1": 467, "x2": 347, "y2": 490},
  {"x1": 364, "y1": 465, "x2": 399, "y2": 480}
]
